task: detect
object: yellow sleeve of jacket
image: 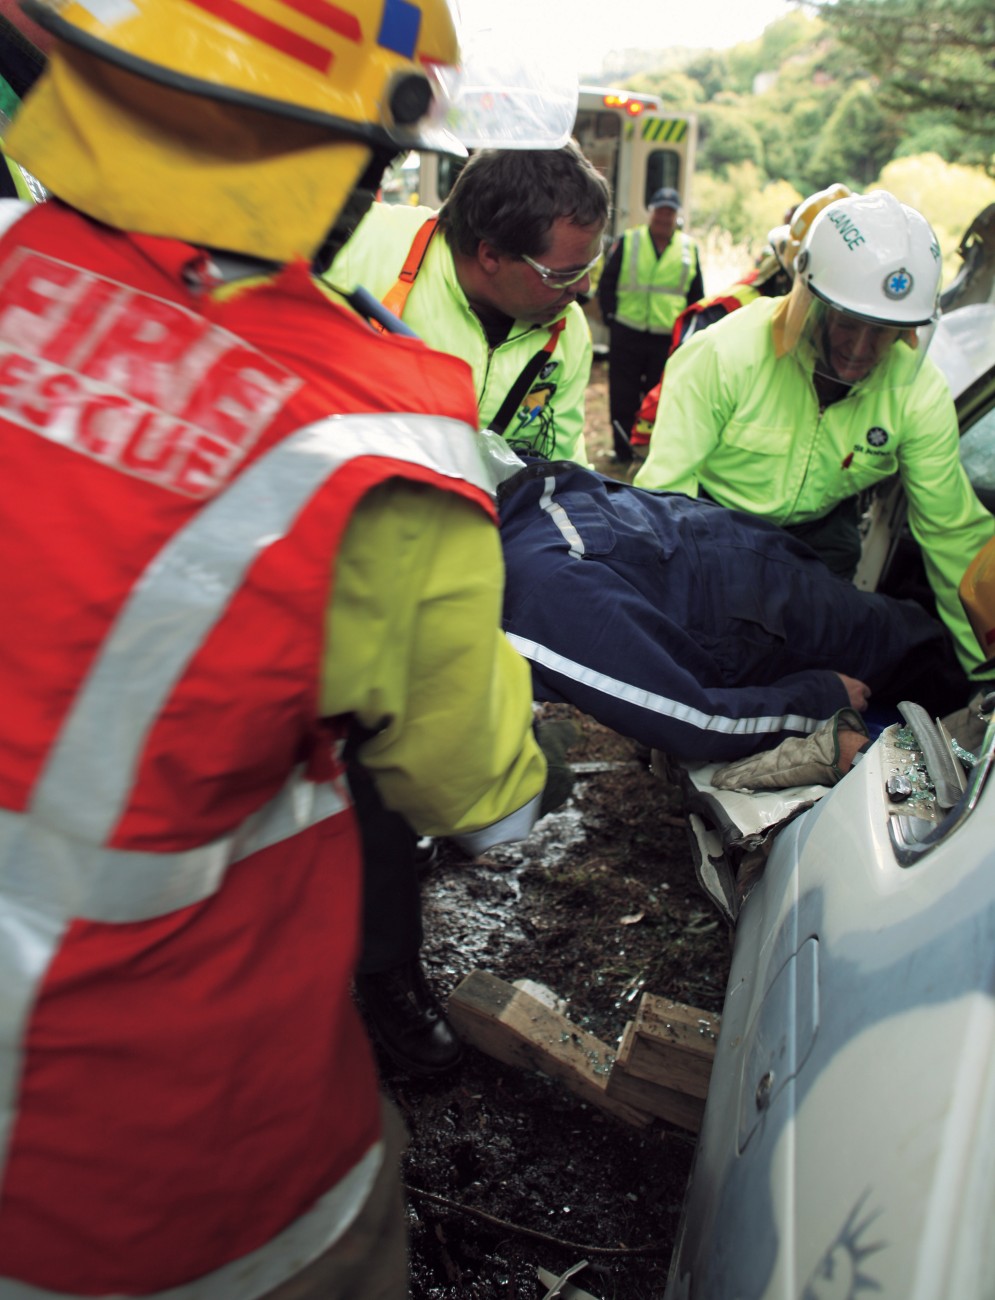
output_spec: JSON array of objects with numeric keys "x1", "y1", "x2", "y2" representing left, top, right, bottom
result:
[
  {"x1": 319, "y1": 479, "x2": 547, "y2": 846},
  {"x1": 896, "y1": 360, "x2": 995, "y2": 677}
]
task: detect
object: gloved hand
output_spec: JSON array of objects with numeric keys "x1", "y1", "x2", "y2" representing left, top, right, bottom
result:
[{"x1": 711, "y1": 708, "x2": 869, "y2": 792}]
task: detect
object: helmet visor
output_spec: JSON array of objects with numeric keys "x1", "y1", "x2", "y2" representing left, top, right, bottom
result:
[
  {"x1": 783, "y1": 281, "x2": 935, "y2": 392},
  {"x1": 439, "y1": 0, "x2": 578, "y2": 148}
]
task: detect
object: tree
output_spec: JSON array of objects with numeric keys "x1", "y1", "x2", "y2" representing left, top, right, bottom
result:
[
  {"x1": 750, "y1": 113, "x2": 801, "y2": 189},
  {"x1": 742, "y1": 48, "x2": 851, "y2": 192},
  {"x1": 893, "y1": 115, "x2": 993, "y2": 172},
  {"x1": 725, "y1": 11, "x2": 825, "y2": 94},
  {"x1": 810, "y1": 0, "x2": 995, "y2": 171},
  {"x1": 695, "y1": 105, "x2": 766, "y2": 177},
  {"x1": 808, "y1": 80, "x2": 904, "y2": 188},
  {"x1": 682, "y1": 52, "x2": 730, "y2": 101},
  {"x1": 692, "y1": 163, "x2": 801, "y2": 246},
  {"x1": 626, "y1": 70, "x2": 705, "y2": 107}
]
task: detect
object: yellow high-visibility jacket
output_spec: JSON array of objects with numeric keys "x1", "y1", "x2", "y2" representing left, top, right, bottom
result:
[
  {"x1": 635, "y1": 295, "x2": 995, "y2": 675},
  {"x1": 327, "y1": 203, "x2": 592, "y2": 465}
]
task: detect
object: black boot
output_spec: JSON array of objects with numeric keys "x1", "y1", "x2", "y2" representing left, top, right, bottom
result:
[
  {"x1": 355, "y1": 957, "x2": 462, "y2": 1076},
  {"x1": 413, "y1": 836, "x2": 439, "y2": 870}
]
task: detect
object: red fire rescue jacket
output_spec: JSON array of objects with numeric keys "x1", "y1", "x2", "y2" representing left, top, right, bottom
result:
[{"x1": 0, "y1": 201, "x2": 496, "y2": 1295}]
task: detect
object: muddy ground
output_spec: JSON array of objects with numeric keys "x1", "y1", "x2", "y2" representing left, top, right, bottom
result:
[{"x1": 373, "y1": 362, "x2": 732, "y2": 1299}]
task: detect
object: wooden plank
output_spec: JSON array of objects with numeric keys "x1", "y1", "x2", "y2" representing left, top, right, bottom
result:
[
  {"x1": 614, "y1": 994, "x2": 720, "y2": 1100},
  {"x1": 604, "y1": 1065, "x2": 706, "y2": 1133},
  {"x1": 447, "y1": 970, "x2": 653, "y2": 1128}
]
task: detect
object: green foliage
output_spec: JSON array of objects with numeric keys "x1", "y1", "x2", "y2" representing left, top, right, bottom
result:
[
  {"x1": 896, "y1": 120, "x2": 993, "y2": 174},
  {"x1": 893, "y1": 115, "x2": 976, "y2": 163},
  {"x1": 757, "y1": 10, "x2": 825, "y2": 67},
  {"x1": 725, "y1": 10, "x2": 823, "y2": 94},
  {"x1": 610, "y1": 6, "x2": 994, "y2": 250},
  {"x1": 626, "y1": 70, "x2": 705, "y2": 107},
  {"x1": 692, "y1": 163, "x2": 801, "y2": 247},
  {"x1": 681, "y1": 52, "x2": 730, "y2": 101},
  {"x1": 719, "y1": 39, "x2": 851, "y2": 193},
  {"x1": 807, "y1": 80, "x2": 905, "y2": 189},
  {"x1": 695, "y1": 105, "x2": 765, "y2": 177},
  {"x1": 812, "y1": 0, "x2": 995, "y2": 167}
]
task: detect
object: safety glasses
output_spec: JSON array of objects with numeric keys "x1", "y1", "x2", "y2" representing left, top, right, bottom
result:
[{"x1": 519, "y1": 249, "x2": 603, "y2": 289}]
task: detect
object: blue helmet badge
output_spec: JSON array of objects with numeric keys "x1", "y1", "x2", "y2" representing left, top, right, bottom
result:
[{"x1": 884, "y1": 268, "x2": 913, "y2": 300}]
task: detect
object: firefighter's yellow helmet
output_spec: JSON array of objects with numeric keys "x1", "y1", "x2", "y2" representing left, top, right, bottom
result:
[
  {"x1": 5, "y1": 0, "x2": 468, "y2": 261},
  {"x1": 20, "y1": 0, "x2": 465, "y2": 156},
  {"x1": 768, "y1": 183, "x2": 853, "y2": 280}
]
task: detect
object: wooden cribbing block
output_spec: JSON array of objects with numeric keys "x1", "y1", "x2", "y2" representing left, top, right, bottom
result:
[
  {"x1": 604, "y1": 993, "x2": 721, "y2": 1131},
  {"x1": 447, "y1": 969, "x2": 653, "y2": 1128},
  {"x1": 603, "y1": 1067, "x2": 706, "y2": 1133},
  {"x1": 614, "y1": 994, "x2": 720, "y2": 1097}
]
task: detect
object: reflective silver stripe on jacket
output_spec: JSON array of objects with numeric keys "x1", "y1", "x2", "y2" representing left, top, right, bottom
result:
[
  {"x1": 616, "y1": 231, "x2": 695, "y2": 332},
  {"x1": 0, "y1": 411, "x2": 494, "y2": 1293},
  {"x1": 32, "y1": 413, "x2": 503, "y2": 843}
]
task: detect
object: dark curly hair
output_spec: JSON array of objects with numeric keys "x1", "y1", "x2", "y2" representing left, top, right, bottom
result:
[{"x1": 437, "y1": 141, "x2": 611, "y2": 259}]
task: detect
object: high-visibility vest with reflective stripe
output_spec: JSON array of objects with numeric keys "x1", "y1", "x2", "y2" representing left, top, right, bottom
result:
[
  {"x1": 0, "y1": 202, "x2": 494, "y2": 1298},
  {"x1": 614, "y1": 227, "x2": 697, "y2": 334}
]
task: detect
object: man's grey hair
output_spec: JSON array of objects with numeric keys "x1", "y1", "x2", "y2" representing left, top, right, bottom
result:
[{"x1": 438, "y1": 141, "x2": 611, "y2": 258}]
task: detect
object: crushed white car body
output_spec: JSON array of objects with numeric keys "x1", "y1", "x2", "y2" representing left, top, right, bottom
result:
[{"x1": 665, "y1": 708, "x2": 995, "y2": 1299}]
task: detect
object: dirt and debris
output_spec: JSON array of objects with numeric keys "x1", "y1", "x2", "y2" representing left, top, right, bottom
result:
[{"x1": 373, "y1": 365, "x2": 734, "y2": 1300}]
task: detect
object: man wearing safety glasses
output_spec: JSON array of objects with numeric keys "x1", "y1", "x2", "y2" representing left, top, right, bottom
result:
[
  {"x1": 328, "y1": 141, "x2": 610, "y2": 463},
  {"x1": 636, "y1": 190, "x2": 995, "y2": 684}
]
